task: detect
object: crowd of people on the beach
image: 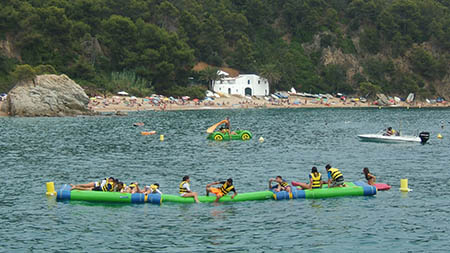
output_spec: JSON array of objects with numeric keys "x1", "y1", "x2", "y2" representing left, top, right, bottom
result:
[
  {"x1": 86, "y1": 93, "x2": 378, "y2": 113},
  {"x1": 69, "y1": 165, "x2": 376, "y2": 203}
]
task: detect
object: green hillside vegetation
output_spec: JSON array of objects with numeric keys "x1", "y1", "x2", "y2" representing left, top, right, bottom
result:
[{"x1": 0, "y1": 0, "x2": 449, "y2": 99}]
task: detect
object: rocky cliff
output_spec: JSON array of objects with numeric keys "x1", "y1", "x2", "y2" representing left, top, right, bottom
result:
[{"x1": 1, "y1": 74, "x2": 90, "y2": 117}]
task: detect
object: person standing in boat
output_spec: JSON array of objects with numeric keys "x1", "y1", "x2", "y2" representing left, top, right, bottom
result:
[
  {"x1": 326, "y1": 164, "x2": 346, "y2": 188},
  {"x1": 269, "y1": 176, "x2": 292, "y2": 193},
  {"x1": 179, "y1": 175, "x2": 200, "y2": 203},
  {"x1": 206, "y1": 178, "x2": 238, "y2": 202},
  {"x1": 363, "y1": 167, "x2": 376, "y2": 185}
]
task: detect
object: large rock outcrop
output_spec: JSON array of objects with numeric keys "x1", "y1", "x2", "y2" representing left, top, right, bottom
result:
[{"x1": 1, "y1": 74, "x2": 90, "y2": 117}]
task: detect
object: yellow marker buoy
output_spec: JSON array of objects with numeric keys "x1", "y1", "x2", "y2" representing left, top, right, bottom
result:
[
  {"x1": 160, "y1": 134, "x2": 164, "y2": 141},
  {"x1": 437, "y1": 133, "x2": 443, "y2": 139},
  {"x1": 378, "y1": 106, "x2": 381, "y2": 109},
  {"x1": 399, "y1": 179, "x2": 412, "y2": 192},
  {"x1": 259, "y1": 136, "x2": 264, "y2": 142},
  {"x1": 46, "y1": 182, "x2": 57, "y2": 196}
]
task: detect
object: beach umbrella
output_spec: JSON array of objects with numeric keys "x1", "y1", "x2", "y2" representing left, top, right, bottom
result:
[
  {"x1": 182, "y1": 96, "x2": 190, "y2": 100},
  {"x1": 163, "y1": 97, "x2": 169, "y2": 101},
  {"x1": 130, "y1": 96, "x2": 137, "y2": 100},
  {"x1": 193, "y1": 98, "x2": 199, "y2": 102},
  {"x1": 117, "y1": 91, "x2": 129, "y2": 96},
  {"x1": 90, "y1": 97, "x2": 96, "y2": 100}
]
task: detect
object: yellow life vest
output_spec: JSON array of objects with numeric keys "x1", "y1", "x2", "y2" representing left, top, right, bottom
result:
[
  {"x1": 310, "y1": 172, "x2": 322, "y2": 188},
  {"x1": 102, "y1": 181, "x2": 114, "y2": 192},
  {"x1": 329, "y1": 168, "x2": 343, "y2": 181},
  {"x1": 220, "y1": 182, "x2": 234, "y2": 195},
  {"x1": 279, "y1": 181, "x2": 289, "y2": 188},
  {"x1": 179, "y1": 181, "x2": 188, "y2": 194}
]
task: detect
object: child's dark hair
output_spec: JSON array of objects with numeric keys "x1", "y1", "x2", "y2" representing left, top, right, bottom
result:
[
  {"x1": 182, "y1": 175, "x2": 189, "y2": 181},
  {"x1": 311, "y1": 167, "x2": 318, "y2": 176},
  {"x1": 363, "y1": 167, "x2": 370, "y2": 180}
]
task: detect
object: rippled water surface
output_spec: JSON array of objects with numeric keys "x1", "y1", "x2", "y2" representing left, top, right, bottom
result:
[{"x1": 1, "y1": 108, "x2": 449, "y2": 252}]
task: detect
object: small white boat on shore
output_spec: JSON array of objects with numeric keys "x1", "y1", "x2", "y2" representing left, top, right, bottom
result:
[{"x1": 358, "y1": 131, "x2": 430, "y2": 144}]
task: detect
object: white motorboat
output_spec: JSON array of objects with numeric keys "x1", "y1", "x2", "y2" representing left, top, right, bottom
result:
[{"x1": 358, "y1": 131, "x2": 430, "y2": 144}]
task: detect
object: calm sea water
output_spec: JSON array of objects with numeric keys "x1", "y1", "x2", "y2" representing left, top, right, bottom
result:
[{"x1": 1, "y1": 108, "x2": 449, "y2": 252}]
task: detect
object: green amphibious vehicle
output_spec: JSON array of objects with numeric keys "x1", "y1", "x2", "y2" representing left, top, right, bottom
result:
[
  {"x1": 206, "y1": 118, "x2": 252, "y2": 141},
  {"x1": 207, "y1": 129, "x2": 252, "y2": 141}
]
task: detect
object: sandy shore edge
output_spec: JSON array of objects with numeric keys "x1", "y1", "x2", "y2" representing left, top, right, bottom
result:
[{"x1": 1, "y1": 96, "x2": 448, "y2": 117}]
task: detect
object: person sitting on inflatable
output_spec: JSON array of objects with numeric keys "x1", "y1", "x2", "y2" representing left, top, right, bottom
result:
[
  {"x1": 115, "y1": 181, "x2": 126, "y2": 192},
  {"x1": 70, "y1": 177, "x2": 116, "y2": 191},
  {"x1": 179, "y1": 175, "x2": 200, "y2": 203},
  {"x1": 294, "y1": 167, "x2": 323, "y2": 190},
  {"x1": 269, "y1": 176, "x2": 292, "y2": 193},
  {"x1": 206, "y1": 178, "x2": 238, "y2": 202},
  {"x1": 363, "y1": 167, "x2": 376, "y2": 185},
  {"x1": 142, "y1": 183, "x2": 162, "y2": 194},
  {"x1": 123, "y1": 182, "x2": 141, "y2": 193},
  {"x1": 326, "y1": 164, "x2": 346, "y2": 188}
]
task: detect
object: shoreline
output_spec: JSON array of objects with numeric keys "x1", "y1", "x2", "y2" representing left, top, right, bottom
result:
[
  {"x1": 89, "y1": 95, "x2": 449, "y2": 113},
  {"x1": 1, "y1": 97, "x2": 449, "y2": 117}
]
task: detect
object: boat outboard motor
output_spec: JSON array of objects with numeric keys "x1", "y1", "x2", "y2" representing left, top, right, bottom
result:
[{"x1": 419, "y1": 132, "x2": 430, "y2": 144}]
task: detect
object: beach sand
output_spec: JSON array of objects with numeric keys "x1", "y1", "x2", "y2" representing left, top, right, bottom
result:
[
  {"x1": 0, "y1": 96, "x2": 447, "y2": 117},
  {"x1": 90, "y1": 95, "x2": 446, "y2": 114}
]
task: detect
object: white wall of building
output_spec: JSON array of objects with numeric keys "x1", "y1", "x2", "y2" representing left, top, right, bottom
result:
[{"x1": 212, "y1": 74, "x2": 269, "y2": 96}]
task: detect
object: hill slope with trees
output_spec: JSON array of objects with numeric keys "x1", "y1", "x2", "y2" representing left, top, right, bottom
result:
[{"x1": 0, "y1": 0, "x2": 449, "y2": 99}]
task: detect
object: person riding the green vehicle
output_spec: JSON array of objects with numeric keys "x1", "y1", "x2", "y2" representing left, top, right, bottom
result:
[
  {"x1": 206, "y1": 117, "x2": 251, "y2": 141},
  {"x1": 221, "y1": 117, "x2": 236, "y2": 135}
]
